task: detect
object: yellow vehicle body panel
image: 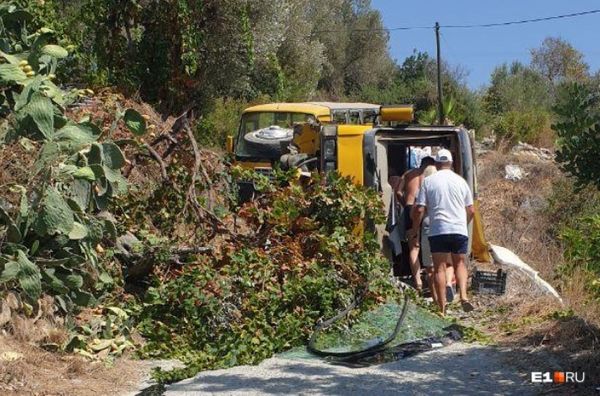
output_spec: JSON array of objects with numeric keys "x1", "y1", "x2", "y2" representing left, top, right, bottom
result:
[
  {"x1": 293, "y1": 124, "x2": 320, "y2": 156},
  {"x1": 233, "y1": 160, "x2": 272, "y2": 170},
  {"x1": 336, "y1": 125, "x2": 372, "y2": 185},
  {"x1": 242, "y1": 103, "x2": 332, "y2": 119},
  {"x1": 471, "y1": 200, "x2": 491, "y2": 262}
]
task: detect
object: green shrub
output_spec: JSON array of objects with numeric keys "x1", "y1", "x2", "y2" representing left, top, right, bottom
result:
[
  {"x1": 134, "y1": 171, "x2": 396, "y2": 382},
  {"x1": 561, "y1": 215, "x2": 600, "y2": 275},
  {"x1": 195, "y1": 97, "x2": 249, "y2": 149},
  {"x1": 553, "y1": 82, "x2": 600, "y2": 190},
  {"x1": 493, "y1": 109, "x2": 553, "y2": 146}
]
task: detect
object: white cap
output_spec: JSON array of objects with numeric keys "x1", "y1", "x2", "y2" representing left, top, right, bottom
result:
[{"x1": 435, "y1": 149, "x2": 453, "y2": 163}]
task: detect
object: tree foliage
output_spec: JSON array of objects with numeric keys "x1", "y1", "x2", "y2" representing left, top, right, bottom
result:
[
  {"x1": 27, "y1": 0, "x2": 394, "y2": 113},
  {"x1": 0, "y1": 3, "x2": 145, "y2": 313},
  {"x1": 531, "y1": 37, "x2": 589, "y2": 83},
  {"x1": 552, "y1": 82, "x2": 600, "y2": 190}
]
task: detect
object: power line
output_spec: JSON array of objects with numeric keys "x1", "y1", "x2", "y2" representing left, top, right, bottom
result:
[
  {"x1": 311, "y1": 8, "x2": 600, "y2": 34},
  {"x1": 442, "y1": 9, "x2": 600, "y2": 29}
]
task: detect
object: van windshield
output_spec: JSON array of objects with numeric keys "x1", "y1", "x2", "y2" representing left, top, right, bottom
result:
[{"x1": 235, "y1": 111, "x2": 314, "y2": 159}]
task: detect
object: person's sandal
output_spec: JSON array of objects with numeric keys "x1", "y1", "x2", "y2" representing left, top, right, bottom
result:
[{"x1": 460, "y1": 300, "x2": 475, "y2": 313}]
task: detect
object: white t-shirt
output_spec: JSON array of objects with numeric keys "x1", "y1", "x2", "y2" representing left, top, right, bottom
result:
[{"x1": 416, "y1": 169, "x2": 473, "y2": 237}]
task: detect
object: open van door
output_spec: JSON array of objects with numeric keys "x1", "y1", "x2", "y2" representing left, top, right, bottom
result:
[{"x1": 362, "y1": 125, "x2": 491, "y2": 267}]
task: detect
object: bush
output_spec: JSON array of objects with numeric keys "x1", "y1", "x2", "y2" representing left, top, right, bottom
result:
[
  {"x1": 553, "y1": 82, "x2": 600, "y2": 190},
  {"x1": 133, "y1": 171, "x2": 396, "y2": 382},
  {"x1": 493, "y1": 109, "x2": 553, "y2": 146},
  {"x1": 195, "y1": 95, "x2": 273, "y2": 149},
  {"x1": 561, "y1": 215, "x2": 600, "y2": 275}
]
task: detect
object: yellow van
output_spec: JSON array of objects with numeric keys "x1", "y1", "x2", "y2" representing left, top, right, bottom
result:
[
  {"x1": 229, "y1": 102, "x2": 379, "y2": 199},
  {"x1": 288, "y1": 105, "x2": 490, "y2": 264}
]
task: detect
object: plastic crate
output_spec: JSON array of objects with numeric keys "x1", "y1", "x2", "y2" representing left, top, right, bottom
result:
[{"x1": 471, "y1": 268, "x2": 507, "y2": 295}]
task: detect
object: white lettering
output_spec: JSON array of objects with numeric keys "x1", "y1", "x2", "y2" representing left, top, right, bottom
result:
[{"x1": 531, "y1": 372, "x2": 542, "y2": 383}]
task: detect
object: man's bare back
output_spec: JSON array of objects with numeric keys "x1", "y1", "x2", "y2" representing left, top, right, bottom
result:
[{"x1": 397, "y1": 168, "x2": 423, "y2": 206}]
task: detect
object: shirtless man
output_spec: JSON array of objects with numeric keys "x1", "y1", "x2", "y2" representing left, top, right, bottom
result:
[{"x1": 396, "y1": 156, "x2": 435, "y2": 291}]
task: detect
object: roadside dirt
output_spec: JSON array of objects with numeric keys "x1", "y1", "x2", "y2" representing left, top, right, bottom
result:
[{"x1": 0, "y1": 335, "x2": 145, "y2": 395}]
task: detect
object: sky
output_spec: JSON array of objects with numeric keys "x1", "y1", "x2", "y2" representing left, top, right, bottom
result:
[{"x1": 371, "y1": 0, "x2": 600, "y2": 89}]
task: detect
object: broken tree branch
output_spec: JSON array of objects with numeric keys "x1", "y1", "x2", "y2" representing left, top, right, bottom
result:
[{"x1": 144, "y1": 143, "x2": 169, "y2": 182}]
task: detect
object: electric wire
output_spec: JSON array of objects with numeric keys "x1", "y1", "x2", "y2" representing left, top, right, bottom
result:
[{"x1": 311, "y1": 8, "x2": 600, "y2": 34}]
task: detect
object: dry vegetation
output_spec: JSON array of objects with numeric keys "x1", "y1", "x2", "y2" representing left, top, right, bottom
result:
[
  {"x1": 473, "y1": 148, "x2": 600, "y2": 393},
  {"x1": 0, "y1": 335, "x2": 143, "y2": 395}
]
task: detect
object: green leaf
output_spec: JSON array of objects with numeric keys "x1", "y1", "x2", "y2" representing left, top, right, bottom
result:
[
  {"x1": 0, "y1": 64, "x2": 27, "y2": 84},
  {"x1": 40, "y1": 80, "x2": 65, "y2": 105},
  {"x1": 40, "y1": 44, "x2": 68, "y2": 59},
  {"x1": 42, "y1": 268, "x2": 68, "y2": 294},
  {"x1": 123, "y1": 108, "x2": 146, "y2": 136},
  {"x1": 88, "y1": 143, "x2": 102, "y2": 165},
  {"x1": 99, "y1": 271, "x2": 114, "y2": 285},
  {"x1": 14, "y1": 75, "x2": 43, "y2": 111},
  {"x1": 7, "y1": 223, "x2": 22, "y2": 243},
  {"x1": 33, "y1": 186, "x2": 75, "y2": 236},
  {"x1": 0, "y1": 50, "x2": 21, "y2": 65},
  {"x1": 73, "y1": 166, "x2": 96, "y2": 181},
  {"x1": 102, "y1": 219, "x2": 117, "y2": 241},
  {"x1": 53, "y1": 123, "x2": 98, "y2": 148},
  {"x1": 14, "y1": 251, "x2": 41, "y2": 300},
  {"x1": 102, "y1": 142, "x2": 126, "y2": 169},
  {"x1": 25, "y1": 92, "x2": 54, "y2": 138},
  {"x1": 68, "y1": 222, "x2": 88, "y2": 240},
  {"x1": 0, "y1": 261, "x2": 19, "y2": 282},
  {"x1": 69, "y1": 179, "x2": 91, "y2": 212},
  {"x1": 64, "y1": 273, "x2": 83, "y2": 289},
  {"x1": 72, "y1": 290, "x2": 95, "y2": 307}
]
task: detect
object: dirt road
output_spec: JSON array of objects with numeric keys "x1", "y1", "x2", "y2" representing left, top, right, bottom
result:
[{"x1": 165, "y1": 342, "x2": 537, "y2": 395}]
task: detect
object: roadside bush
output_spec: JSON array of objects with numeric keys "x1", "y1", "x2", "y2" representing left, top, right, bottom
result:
[
  {"x1": 134, "y1": 171, "x2": 396, "y2": 382},
  {"x1": 492, "y1": 109, "x2": 554, "y2": 146},
  {"x1": 0, "y1": 4, "x2": 133, "y2": 310},
  {"x1": 195, "y1": 96, "x2": 266, "y2": 149},
  {"x1": 553, "y1": 82, "x2": 600, "y2": 190},
  {"x1": 560, "y1": 215, "x2": 600, "y2": 300}
]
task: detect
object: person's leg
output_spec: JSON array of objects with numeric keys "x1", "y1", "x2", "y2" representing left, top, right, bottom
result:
[
  {"x1": 445, "y1": 261, "x2": 455, "y2": 302},
  {"x1": 451, "y1": 253, "x2": 468, "y2": 301},
  {"x1": 445, "y1": 262, "x2": 454, "y2": 287},
  {"x1": 405, "y1": 205, "x2": 422, "y2": 290},
  {"x1": 432, "y1": 253, "x2": 448, "y2": 313},
  {"x1": 408, "y1": 237, "x2": 422, "y2": 290},
  {"x1": 426, "y1": 267, "x2": 438, "y2": 304},
  {"x1": 449, "y1": 235, "x2": 470, "y2": 302}
]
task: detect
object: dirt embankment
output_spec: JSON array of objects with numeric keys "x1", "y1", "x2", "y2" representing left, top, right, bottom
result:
[{"x1": 472, "y1": 147, "x2": 599, "y2": 393}]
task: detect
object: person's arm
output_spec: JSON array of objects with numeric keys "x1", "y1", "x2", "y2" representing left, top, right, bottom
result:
[
  {"x1": 466, "y1": 205, "x2": 475, "y2": 224},
  {"x1": 464, "y1": 181, "x2": 475, "y2": 224},
  {"x1": 396, "y1": 175, "x2": 406, "y2": 207},
  {"x1": 412, "y1": 205, "x2": 426, "y2": 230}
]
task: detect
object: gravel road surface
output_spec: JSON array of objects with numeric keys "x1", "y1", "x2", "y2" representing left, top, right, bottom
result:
[{"x1": 165, "y1": 343, "x2": 537, "y2": 395}]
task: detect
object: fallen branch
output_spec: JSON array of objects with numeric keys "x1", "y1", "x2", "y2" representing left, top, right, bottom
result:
[
  {"x1": 184, "y1": 121, "x2": 236, "y2": 238},
  {"x1": 144, "y1": 143, "x2": 169, "y2": 182}
]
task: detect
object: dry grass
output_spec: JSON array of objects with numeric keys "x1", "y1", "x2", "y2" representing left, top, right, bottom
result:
[
  {"x1": 477, "y1": 150, "x2": 563, "y2": 279},
  {"x1": 0, "y1": 335, "x2": 144, "y2": 395},
  {"x1": 472, "y1": 148, "x2": 600, "y2": 393}
]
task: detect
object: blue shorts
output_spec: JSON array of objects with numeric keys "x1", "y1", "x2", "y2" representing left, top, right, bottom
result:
[{"x1": 428, "y1": 234, "x2": 469, "y2": 255}]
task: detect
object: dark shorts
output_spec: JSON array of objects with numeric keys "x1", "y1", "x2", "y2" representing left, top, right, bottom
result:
[
  {"x1": 403, "y1": 204, "x2": 413, "y2": 231},
  {"x1": 429, "y1": 234, "x2": 469, "y2": 255}
]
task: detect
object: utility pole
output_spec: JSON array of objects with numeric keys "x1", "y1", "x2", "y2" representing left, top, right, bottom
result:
[{"x1": 435, "y1": 22, "x2": 444, "y2": 125}]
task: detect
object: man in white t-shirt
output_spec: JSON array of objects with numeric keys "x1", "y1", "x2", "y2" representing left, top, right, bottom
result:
[{"x1": 411, "y1": 149, "x2": 475, "y2": 315}]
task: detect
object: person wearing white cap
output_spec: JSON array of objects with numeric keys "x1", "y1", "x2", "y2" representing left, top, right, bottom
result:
[{"x1": 411, "y1": 148, "x2": 475, "y2": 315}]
